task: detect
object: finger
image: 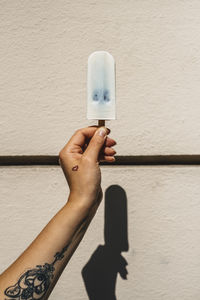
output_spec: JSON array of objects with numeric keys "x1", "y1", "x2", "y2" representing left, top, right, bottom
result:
[
  {"x1": 89, "y1": 125, "x2": 111, "y2": 135},
  {"x1": 99, "y1": 155, "x2": 116, "y2": 162},
  {"x1": 99, "y1": 151, "x2": 116, "y2": 160},
  {"x1": 81, "y1": 136, "x2": 116, "y2": 155},
  {"x1": 102, "y1": 147, "x2": 116, "y2": 156},
  {"x1": 83, "y1": 135, "x2": 116, "y2": 148},
  {"x1": 63, "y1": 127, "x2": 109, "y2": 154},
  {"x1": 84, "y1": 127, "x2": 109, "y2": 162},
  {"x1": 105, "y1": 137, "x2": 117, "y2": 147}
]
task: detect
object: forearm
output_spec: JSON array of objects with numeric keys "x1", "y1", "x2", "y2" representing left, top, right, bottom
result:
[{"x1": 0, "y1": 193, "x2": 98, "y2": 299}]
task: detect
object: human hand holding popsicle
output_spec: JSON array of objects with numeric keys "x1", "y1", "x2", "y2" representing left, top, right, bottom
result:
[
  {"x1": 59, "y1": 126, "x2": 117, "y2": 208},
  {"x1": 60, "y1": 50, "x2": 116, "y2": 207}
]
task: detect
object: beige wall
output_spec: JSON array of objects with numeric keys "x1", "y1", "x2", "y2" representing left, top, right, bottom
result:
[
  {"x1": 1, "y1": 166, "x2": 200, "y2": 299},
  {"x1": 1, "y1": 1, "x2": 200, "y2": 299},
  {"x1": 1, "y1": 0, "x2": 200, "y2": 155}
]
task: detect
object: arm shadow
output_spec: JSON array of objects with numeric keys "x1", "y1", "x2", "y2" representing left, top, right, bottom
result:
[{"x1": 82, "y1": 185, "x2": 129, "y2": 300}]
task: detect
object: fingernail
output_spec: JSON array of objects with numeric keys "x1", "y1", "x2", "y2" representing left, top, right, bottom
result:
[
  {"x1": 98, "y1": 127, "x2": 107, "y2": 137},
  {"x1": 106, "y1": 128, "x2": 111, "y2": 134}
]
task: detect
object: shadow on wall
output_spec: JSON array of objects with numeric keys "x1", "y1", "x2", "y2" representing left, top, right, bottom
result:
[{"x1": 82, "y1": 185, "x2": 129, "y2": 300}]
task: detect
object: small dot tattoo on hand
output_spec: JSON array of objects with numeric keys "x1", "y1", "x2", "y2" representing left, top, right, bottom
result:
[{"x1": 72, "y1": 165, "x2": 79, "y2": 171}]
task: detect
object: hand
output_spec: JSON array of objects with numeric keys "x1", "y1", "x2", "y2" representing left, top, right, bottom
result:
[{"x1": 59, "y1": 126, "x2": 117, "y2": 207}]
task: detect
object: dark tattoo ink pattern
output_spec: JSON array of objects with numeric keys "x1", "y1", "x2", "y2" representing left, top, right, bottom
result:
[
  {"x1": 72, "y1": 165, "x2": 79, "y2": 171},
  {"x1": 4, "y1": 244, "x2": 70, "y2": 299}
]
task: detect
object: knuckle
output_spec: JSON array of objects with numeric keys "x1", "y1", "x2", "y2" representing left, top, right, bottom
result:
[
  {"x1": 58, "y1": 150, "x2": 63, "y2": 158},
  {"x1": 75, "y1": 128, "x2": 83, "y2": 135},
  {"x1": 75, "y1": 129, "x2": 80, "y2": 134},
  {"x1": 59, "y1": 149, "x2": 66, "y2": 160}
]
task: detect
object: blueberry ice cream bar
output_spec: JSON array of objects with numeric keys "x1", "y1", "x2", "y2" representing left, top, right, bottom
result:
[{"x1": 87, "y1": 51, "x2": 116, "y2": 125}]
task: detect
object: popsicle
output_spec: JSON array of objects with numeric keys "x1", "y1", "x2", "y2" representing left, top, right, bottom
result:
[{"x1": 87, "y1": 51, "x2": 116, "y2": 126}]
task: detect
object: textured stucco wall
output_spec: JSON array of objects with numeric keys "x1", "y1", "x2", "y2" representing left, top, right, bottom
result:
[
  {"x1": 1, "y1": 167, "x2": 200, "y2": 299},
  {"x1": 1, "y1": 0, "x2": 200, "y2": 155},
  {"x1": 1, "y1": 1, "x2": 200, "y2": 300}
]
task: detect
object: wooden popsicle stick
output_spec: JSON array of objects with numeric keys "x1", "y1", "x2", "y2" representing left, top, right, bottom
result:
[{"x1": 98, "y1": 120, "x2": 105, "y2": 127}]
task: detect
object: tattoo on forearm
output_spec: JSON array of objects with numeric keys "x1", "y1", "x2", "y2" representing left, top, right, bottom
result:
[
  {"x1": 4, "y1": 213, "x2": 91, "y2": 300},
  {"x1": 4, "y1": 243, "x2": 70, "y2": 299}
]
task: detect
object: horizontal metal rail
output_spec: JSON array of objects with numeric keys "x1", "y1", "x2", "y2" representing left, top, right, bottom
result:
[{"x1": 1, "y1": 155, "x2": 200, "y2": 166}]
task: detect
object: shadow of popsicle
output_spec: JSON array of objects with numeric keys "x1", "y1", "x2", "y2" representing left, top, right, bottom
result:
[{"x1": 82, "y1": 185, "x2": 129, "y2": 300}]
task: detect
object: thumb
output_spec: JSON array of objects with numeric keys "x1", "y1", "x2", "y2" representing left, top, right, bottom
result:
[{"x1": 84, "y1": 127, "x2": 108, "y2": 162}]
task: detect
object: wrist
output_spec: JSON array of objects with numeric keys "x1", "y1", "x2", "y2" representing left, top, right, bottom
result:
[
  {"x1": 67, "y1": 192, "x2": 96, "y2": 212},
  {"x1": 66, "y1": 191, "x2": 101, "y2": 216}
]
